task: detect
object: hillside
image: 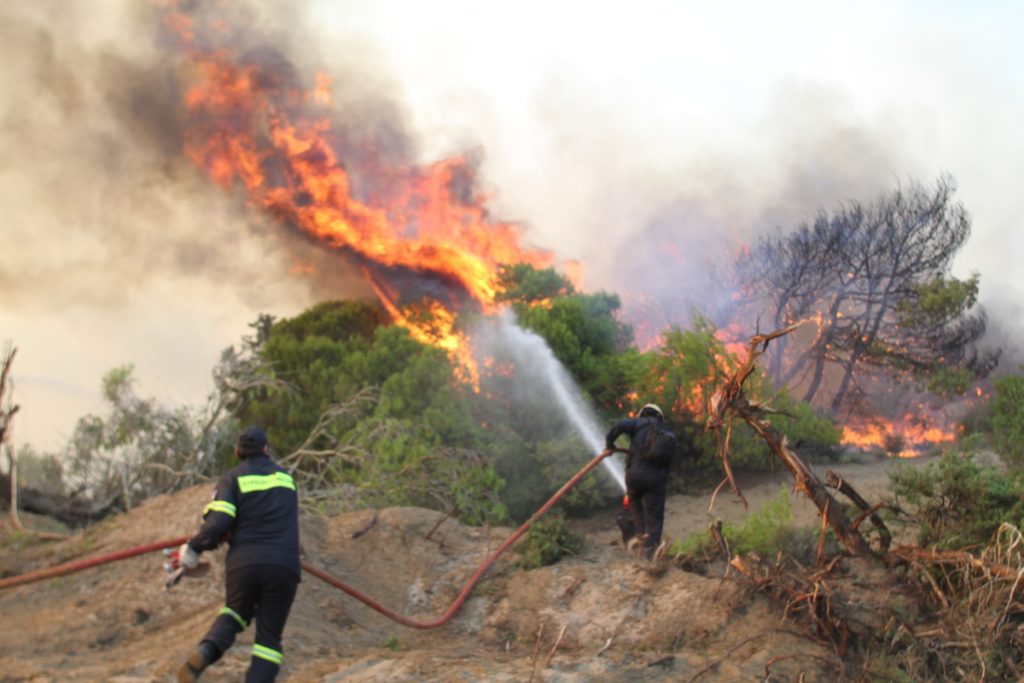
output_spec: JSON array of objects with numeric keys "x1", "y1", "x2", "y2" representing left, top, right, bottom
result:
[{"x1": 0, "y1": 456, "x2": 924, "y2": 682}]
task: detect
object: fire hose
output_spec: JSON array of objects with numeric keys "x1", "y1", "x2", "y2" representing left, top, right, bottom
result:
[{"x1": 0, "y1": 448, "x2": 620, "y2": 630}]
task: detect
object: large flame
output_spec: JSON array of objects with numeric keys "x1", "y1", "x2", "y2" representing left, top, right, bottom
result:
[
  {"x1": 162, "y1": 5, "x2": 552, "y2": 383},
  {"x1": 159, "y1": 4, "x2": 983, "y2": 451},
  {"x1": 841, "y1": 414, "x2": 959, "y2": 458}
]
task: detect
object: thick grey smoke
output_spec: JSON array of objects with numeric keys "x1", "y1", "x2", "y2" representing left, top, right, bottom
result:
[
  {"x1": 526, "y1": 80, "x2": 1018, "y2": 366},
  {"x1": 0, "y1": 0, "x2": 380, "y2": 447},
  {"x1": 512, "y1": 81, "x2": 924, "y2": 335},
  {"x1": 0, "y1": 1, "x2": 391, "y2": 311}
]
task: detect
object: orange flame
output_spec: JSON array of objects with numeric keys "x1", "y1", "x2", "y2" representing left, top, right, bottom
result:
[
  {"x1": 163, "y1": 5, "x2": 553, "y2": 377},
  {"x1": 364, "y1": 274, "x2": 480, "y2": 387},
  {"x1": 714, "y1": 324, "x2": 749, "y2": 362},
  {"x1": 841, "y1": 414, "x2": 958, "y2": 458}
]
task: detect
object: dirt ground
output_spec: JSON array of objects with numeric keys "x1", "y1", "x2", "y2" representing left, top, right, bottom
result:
[{"x1": 0, "y1": 453, "x2": 931, "y2": 682}]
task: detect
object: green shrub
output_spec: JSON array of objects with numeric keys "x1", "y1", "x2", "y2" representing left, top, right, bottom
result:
[
  {"x1": 724, "y1": 486, "x2": 794, "y2": 554},
  {"x1": 517, "y1": 511, "x2": 583, "y2": 569},
  {"x1": 991, "y1": 372, "x2": 1024, "y2": 468},
  {"x1": 671, "y1": 486, "x2": 795, "y2": 558},
  {"x1": 888, "y1": 443, "x2": 1024, "y2": 549}
]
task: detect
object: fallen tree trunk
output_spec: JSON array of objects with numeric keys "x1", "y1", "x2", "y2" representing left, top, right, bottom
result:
[
  {"x1": 747, "y1": 416, "x2": 873, "y2": 556},
  {"x1": 826, "y1": 470, "x2": 892, "y2": 551},
  {"x1": 706, "y1": 323, "x2": 873, "y2": 558},
  {"x1": 1, "y1": 472, "x2": 119, "y2": 527}
]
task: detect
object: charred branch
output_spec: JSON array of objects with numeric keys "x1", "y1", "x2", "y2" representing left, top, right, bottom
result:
[
  {"x1": 0, "y1": 471, "x2": 120, "y2": 527},
  {"x1": 739, "y1": 177, "x2": 994, "y2": 414},
  {"x1": 706, "y1": 323, "x2": 874, "y2": 558},
  {"x1": 825, "y1": 470, "x2": 892, "y2": 552}
]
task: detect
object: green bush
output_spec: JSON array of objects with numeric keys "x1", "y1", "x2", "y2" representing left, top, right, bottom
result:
[
  {"x1": 991, "y1": 371, "x2": 1024, "y2": 468},
  {"x1": 770, "y1": 398, "x2": 843, "y2": 461},
  {"x1": 724, "y1": 486, "x2": 795, "y2": 554},
  {"x1": 888, "y1": 442, "x2": 1024, "y2": 549},
  {"x1": 671, "y1": 486, "x2": 796, "y2": 558},
  {"x1": 517, "y1": 511, "x2": 583, "y2": 569}
]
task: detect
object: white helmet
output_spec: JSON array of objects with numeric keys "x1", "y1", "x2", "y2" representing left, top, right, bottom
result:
[{"x1": 638, "y1": 403, "x2": 664, "y2": 420}]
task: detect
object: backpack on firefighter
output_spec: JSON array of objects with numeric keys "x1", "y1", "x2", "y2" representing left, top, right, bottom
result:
[{"x1": 635, "y1": 404, "x2": 676, "y2": 468}]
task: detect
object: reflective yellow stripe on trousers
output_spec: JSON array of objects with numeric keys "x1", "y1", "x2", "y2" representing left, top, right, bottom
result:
[
  {"x1": 252, "y1": 643, "x2": 283, "y2": 665},
  {"x1": 218, "y1": 606, "x2": 248, "y2": 629}
]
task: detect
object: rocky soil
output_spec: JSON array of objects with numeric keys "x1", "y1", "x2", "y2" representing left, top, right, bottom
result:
[{"x1": 0, "y1": 454, "x2": 930, "y2": 682}]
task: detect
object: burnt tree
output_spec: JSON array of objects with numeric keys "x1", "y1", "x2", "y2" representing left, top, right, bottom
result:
[
  {"x1": 1, "y1": 346, "x2": 21, "y2": 522},
  {"x1": 0, "y1": 348, "x2": 126, "y2": 527},
  {"x1": 738, "y1": 176, "x2": 997, "y2": 414},
  {"x1": 0, "y1": 346, "x2": 18, "y2": 451}
]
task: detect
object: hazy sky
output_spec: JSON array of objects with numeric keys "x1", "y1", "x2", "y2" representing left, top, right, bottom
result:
[{"x1": 2, "y1": 1, "x2": 1022, "y2": 451}]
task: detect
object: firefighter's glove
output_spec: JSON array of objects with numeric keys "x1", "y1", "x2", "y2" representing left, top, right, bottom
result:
[{"x1": 179, "y1": 542, "x2": 201, "y2": 570}]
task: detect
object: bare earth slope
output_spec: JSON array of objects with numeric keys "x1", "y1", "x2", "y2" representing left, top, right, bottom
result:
[{"x1": 0, "y1": 455, "x2": 926, "y2": 682}]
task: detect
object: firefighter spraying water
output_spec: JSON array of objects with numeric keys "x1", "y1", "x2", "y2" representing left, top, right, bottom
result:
[{"x1": 606, "y1": 404, "x2": 677, "y2": 559}]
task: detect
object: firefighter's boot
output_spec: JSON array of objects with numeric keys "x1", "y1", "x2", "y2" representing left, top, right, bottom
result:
[{"x1": 177, "y1": 641, "x2": 218, "y2": 682}]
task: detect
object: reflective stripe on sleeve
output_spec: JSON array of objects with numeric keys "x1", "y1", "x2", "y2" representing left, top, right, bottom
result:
[
  {"x1": 252, "y1": 643, "x2": 284, "y2": 665},
  {"x1": 237, "y1": 471, "x2": 296, "y2": 494},
  {"x1": 219, "y1": 606, "x2": 248, "y2": 630},
  {"x1": 203, "y1": 500, "x2": 237, "y2": 518}
]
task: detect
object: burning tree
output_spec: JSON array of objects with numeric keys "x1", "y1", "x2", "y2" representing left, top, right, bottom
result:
[
  {"x1": 497, "y1": 265, "x2": 636, "y2": 413},
  {"x1": 739, "y1": 176, "x2": 997, "y2": 416}
]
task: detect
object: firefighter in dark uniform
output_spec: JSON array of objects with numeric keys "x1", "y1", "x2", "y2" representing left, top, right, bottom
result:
[
  {"x1": 605, "y1": 403, "x2": 674, "y2": 559},
  {"x1": 177, "y1": 426, "x2": 301, "y2": 683}
]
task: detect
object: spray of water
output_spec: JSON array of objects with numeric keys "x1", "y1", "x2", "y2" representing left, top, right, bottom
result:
[{"x1": 477, "y1": 309, "x2": 627, "y2": 492}]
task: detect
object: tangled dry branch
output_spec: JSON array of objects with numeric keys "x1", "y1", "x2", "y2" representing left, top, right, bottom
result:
[
  {"x1": 729, "y1": 553, "x2": 852, "y2": 656},
  {"x1": 705, "y1": 323, "x2": 873, "y2": 557},
  {"x1": 882, "y1": 524, "x2": 1024, "y2": 680}
]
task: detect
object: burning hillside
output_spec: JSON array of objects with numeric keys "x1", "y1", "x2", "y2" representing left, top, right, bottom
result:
[{"x1": 157, "y1": 1, "x2": 992, "y2": 454}]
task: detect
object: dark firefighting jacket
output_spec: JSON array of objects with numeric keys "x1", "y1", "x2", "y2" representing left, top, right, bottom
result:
[
  {"x1": 188, "y1": 454, "x2": 301, "y2": 578},
  {"x1": 605, "y1": 416, "x2": 667, "y2": 473}
]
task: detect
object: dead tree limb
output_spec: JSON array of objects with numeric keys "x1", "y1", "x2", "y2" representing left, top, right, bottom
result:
[
  {"x1": 710, "y1": 519, "x2": 730, "y2": 562},
  {"x1": 0, "y1": 345, "x2": 18, "y2": 448},
  {"x1": 0, "y1": 346, "x2": 75, "y2": 535},
  {"x1": 705, "y1": 323, "x2": 874, "y2": 558},
  {"x1": 826, "y1": 470, "x2": 892, "y2": 551},
  {"x1": 889, "y1": 545, "x2": 1021, "y2": 581}
]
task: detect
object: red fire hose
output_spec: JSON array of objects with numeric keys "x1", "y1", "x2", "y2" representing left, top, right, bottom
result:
[
  {"x1": 0, "y1": 449, "x2": 618, "y2": 629},
  {"x1": 0, "y1": 535, "x2": 192, "y2": 590}
]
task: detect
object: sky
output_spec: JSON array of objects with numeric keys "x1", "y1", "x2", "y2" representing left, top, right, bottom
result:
[{"x1": 1, "y1": 0, "x2": 1022, "y2": 452}]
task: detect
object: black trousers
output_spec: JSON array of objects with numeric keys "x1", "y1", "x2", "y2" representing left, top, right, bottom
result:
[
  {"x1": 201, "y1": 563, "x2": 300, "y2": 683},
  {"x1": 625, "y1": 468, "x2": 668, "y2": 556}
]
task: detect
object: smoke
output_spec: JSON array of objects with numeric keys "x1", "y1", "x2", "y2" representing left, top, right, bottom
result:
[
  {"x1": 502, "y1": 76, "x2": 1023, "y2": 367},
  {"x1": 0, "y1": 0, "x2": 377, "y2": 447},
  {"x1": 3, "y1": 1, "x2": 1014, "y2": 335},
  {"x1": 0, "y1": 1, "x2": 398, "y2": 313},
  {"x1": 2, "y1": 0, "x2": 1021, "y2": 449},
  {"x1": 500, "y1": 79, "x2": 924, "y2": 334}
]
